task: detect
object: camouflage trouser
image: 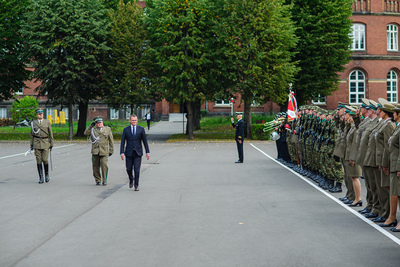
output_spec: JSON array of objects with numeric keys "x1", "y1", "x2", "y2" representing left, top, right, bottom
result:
[
  {"x1": 331, "y1": 157, "x2": 344, "y2": 183},
  {"x1": 288, "y1": 140, "x2": 297, "y2": 163}
]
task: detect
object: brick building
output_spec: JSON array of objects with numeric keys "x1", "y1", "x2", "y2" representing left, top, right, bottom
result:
[{"x1": 317, "y1": 0, "x2": 400, "y2": 110}]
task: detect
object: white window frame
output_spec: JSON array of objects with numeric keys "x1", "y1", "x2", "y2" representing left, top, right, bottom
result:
[
  {"x1": 215, "y1": 99, "x2": 230, "y2": 105},
  {"x1": 46, "y1": 108, "x2": 54, "y2": 119},
  {"x1": 387, "y1": 24, "x2": 398, "y2": 51},
  {"x1": 0, "y1": 108, "x2": 8, "y2": 118},
  {"x1": 312, "y1": 95, "x2": 326, "y2": 104},
  {"x1": 13, "y1": 87, "x2": 23, "y2": 95},
  {"x1": 349, "y1": 70, "x2": 365, "y2": 104},
  {"x1": 110, "y1": 108, "x2": 119, "y2": 120},
  {"x1": 351, "y1": 24, "x2": 365, "y2": 51},
  {"x1": 387, "y1": 70, "x2": 398, "y2": 103}
]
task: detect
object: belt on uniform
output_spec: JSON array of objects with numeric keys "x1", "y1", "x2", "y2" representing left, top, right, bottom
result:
[{"x1": 33, "y1": 135, "x2": 48, "y2": 139}]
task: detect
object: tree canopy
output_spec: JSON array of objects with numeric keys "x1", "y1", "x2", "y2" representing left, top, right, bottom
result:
[
  {"x1": 20, "y1": 0, "x2": 110, "y2": 139},
  {"x1": 220, "y1": 0, "x2": 299, "y2": 139},
  {"x1": 101, "y1": 0, "x2": 151, "y2": 115},
  {"x1": 290, "y1": 0, "x2": 353, "y2": 105},
  {"x1": 145, "y1": 0, "x2": 225, "y2": 139},
  {"x1": 0, "y1": 0, "x2": 30, "y2": 102}
]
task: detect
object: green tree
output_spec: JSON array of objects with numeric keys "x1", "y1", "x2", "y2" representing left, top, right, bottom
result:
[
  {"x1": 0, "y1": 0, "x2": 30, "y2": 102},
  {"x1": 289, "y1": 0, "x2": 353, "y2": 105},
  {"x1": 102, "y1": 0, "x2": 150, "y2": 114},
  {"x1": 20, "y1": 0, "x2": 110, "y2": 140},
  {"x1": 220, "y1": 0, "x2": 299, "y2": 139},
  {"x1": 10, "y1": 96, "x2": 38, "y2": 124},
  {"x1": 145, "y1": 0, "x2": 226, "y2": 139}
]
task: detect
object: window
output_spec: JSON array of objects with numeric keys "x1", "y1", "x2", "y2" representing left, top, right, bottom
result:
[
  {"x1": 46, "y1": 108, "x2": 54, "y2": 119},
  {"x1": 0, "y1": 108, "x2": 7, "y2": 118},
  {"x1": 387, "y1": 24, "x2": 398, "y2": 51},
  {"x1": 387, "y1": 70, "x2": 398, "y2": 103},
  {"x1": 13, "y1": 87, "x2": 23, "y2": 95},
  {"x1": 215, "y1": 99, "x2": 230, "y2": 105},
  {"x1": 351, "y1": 24, "x2": 365, "y2": 51},
  {"x1": 349, "y1": 70, "x2": 365, "y2": 104},
  {"x1": 312, "y1": 95, "x2": 326, "y2": 104},
  {"x1": 110, "y1": 108, "x2": 119, "y2": 120}
]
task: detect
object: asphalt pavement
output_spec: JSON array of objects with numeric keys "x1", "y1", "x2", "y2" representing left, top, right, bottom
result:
[{"x1": 1, "y1": 121, "x2": 400, "y2": 267}]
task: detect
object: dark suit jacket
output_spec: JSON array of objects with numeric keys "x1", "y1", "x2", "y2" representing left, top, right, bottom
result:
[
  {"x1": 232, "y1": 119, "x2": 244, "y2": 141},
  {"x1": 120, "y1": 125, "x2": 150, "y2": 157}
]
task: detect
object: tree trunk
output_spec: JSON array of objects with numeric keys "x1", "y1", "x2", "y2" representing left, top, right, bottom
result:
[
  {"x1": 186, "y1": 101, "x2": 194, "y2": 140},
  {"x1": 68, "y1": 102, "x2": 73, "y2": 141},
  {"x1": 75, "y1": 100, "x2": 88, "y2": 137},
  {"x1": 244, "y1": 99, "x2": 252, "y2": 140},
  {"x1": 193, "y1": 101, "x2": 201, "y2": 131}
]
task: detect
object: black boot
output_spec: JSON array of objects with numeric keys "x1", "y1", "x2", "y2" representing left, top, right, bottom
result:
[
  {"x1": 37, "y1": 164, "x2": 44, "y2": 184},
  {"x1": 44, "y1": 163, "x2": 50, "y2": 183}
]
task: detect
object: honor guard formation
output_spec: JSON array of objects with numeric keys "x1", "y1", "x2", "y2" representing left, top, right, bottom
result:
[{"x1": 273, "y1": 99, "x2": 400, "y2": 232}]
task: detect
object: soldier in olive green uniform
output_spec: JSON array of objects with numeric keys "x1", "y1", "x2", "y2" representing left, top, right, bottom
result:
[
  {"x1": 84, "y1": 116, "x2": 114, "y2": 186},
  {"x1": 30, "y1": 108, "x2": 54, "y2": 184}
]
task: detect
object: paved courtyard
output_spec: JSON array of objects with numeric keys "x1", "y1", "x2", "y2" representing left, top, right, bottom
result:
[{"x1": 1, "y1": 121, "x2": 400, "y2": 266}]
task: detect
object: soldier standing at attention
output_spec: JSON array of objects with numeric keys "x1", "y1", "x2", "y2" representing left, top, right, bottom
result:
[
  {"x1": 30, "y1": 108, "x2": 53, "y2": 184},
  {"x1": 84, "y1": 116, "x2": 114, "y2": 186},
  {"x1": 231, "y1": 113, "x2": 244, "y2": 163}
]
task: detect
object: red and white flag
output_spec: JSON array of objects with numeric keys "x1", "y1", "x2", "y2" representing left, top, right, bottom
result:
[{"x1": 287, "y1": 92, "x2": 297, "y2": 120}]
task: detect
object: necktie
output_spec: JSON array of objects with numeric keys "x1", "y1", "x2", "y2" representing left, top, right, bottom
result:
[{"x1": 132, "y1": 126, "x2": 135, "y2": 139}]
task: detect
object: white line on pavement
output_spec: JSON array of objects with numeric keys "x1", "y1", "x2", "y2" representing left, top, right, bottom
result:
[
  {"x1": 250, "y1": 142, "x2": 400, "y2": 247},
  {"x1": 0, "y1": 144, "x2": 76, "y2": 160}
]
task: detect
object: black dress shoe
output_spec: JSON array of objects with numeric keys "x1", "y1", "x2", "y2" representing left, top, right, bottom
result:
[
  {"x1": 390, "y1": 228, "x2": 400, "y2": 232},
  {"x1": 379, "y1": 220, "x2": 397, "y2": 227},
  {"x1": 372, "y1": 216, "x2": 387, "y2": 222},
  {"x1": 365, "y1": 212, "x2": 378, "y2": 218},
  {"x1": 129, "y1": 179, "x2": 133, "y2": 188},
  {"x1": 343, "y1": 199, "x2": 354, "y2": 204},
  {"x1": 348, "y1": 200, "x2": 362, "y2": 207},
  {"x1": 339, "y1": 196, "x2": 348, "y2": 201},
  {"x1": 235, "y1": 161, "x2": 243, "y2": 163},
  {"x1": 358, "y1": 208, "x2": 371, "y2": 214},
  {"x1": 96, "y1": 182, "x2": 101, "y2": 186}
]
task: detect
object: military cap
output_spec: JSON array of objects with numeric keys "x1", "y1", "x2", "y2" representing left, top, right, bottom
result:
[
  {"x1": 338, "y1": 101, "x2": 348, "y2": 109},
  {"x1": 379, "y1": 103, "x2": 396, "y2": 114},
  {"x1": 361, "y1": 98, "x2": 370, "y2": 108},
  {"x1": 93, "y1": 116, "x2": 103, "y2": 123},
  {"x1": 394, "y1": 104, "x2": 400, "y2": 113},
  {"x1": 368, "y1": 100, "x2": 378, "y2": 110},
  {"x1": 377, "y1": 98, "x2": 390, "y2": 108},
  {"x1": 345, "y1": 105, "x2": 357, "y2": 115},
  {"x1": 35, "y1": 108, "x2": 44, "y2": 114}
]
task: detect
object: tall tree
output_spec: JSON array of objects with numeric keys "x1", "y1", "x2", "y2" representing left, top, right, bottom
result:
[
  {"x1": 20, "y1": 0, "x2": 110, "y2": 140},
  {"x1": 289, "y1": 0, "x2": 353, "y2": 105},
  {"x1": 0, "y1": 0, "x2": 30, "y2": 102},
  {"x1": 145, "y1": 0, "x2": 225, "y2": 140},
  {"x1": 102, "y1": 0, "x2": 150, "y2": 115},
  {"x1": 220, "y1": 0, "x2": 298, "y2": 139}
]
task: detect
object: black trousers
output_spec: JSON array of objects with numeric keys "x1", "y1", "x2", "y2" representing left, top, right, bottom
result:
[
  {"x1": 146, "y1": 120, "x2": 151, "y2": 130},
  {"x1": 125, "y1": 150, "x2": 142, "y2": 187},
  {"x1": 236, "y1": 140, "x2": 244, "y2": 162}
]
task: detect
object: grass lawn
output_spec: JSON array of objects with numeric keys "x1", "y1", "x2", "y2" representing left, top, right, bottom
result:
[
  {"x1": 0, "y1": 120, "x2": 147, "y2": 141},
  {"x1": 0, "y1": 115, "x2": 274, "y2": 141}
]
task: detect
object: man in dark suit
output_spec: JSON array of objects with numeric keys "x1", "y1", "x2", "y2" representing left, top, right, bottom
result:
[
  {"x1": 231, "y1": 113, "x2": 245, "y2": 163},
  {"x1": 120, "y1": 115, "x2": 150, "y2": 191}
]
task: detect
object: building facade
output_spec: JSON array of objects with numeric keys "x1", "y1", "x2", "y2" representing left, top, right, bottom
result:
[{"x1": 318, "y1": 0, "x2": 400, "y2": 110}]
